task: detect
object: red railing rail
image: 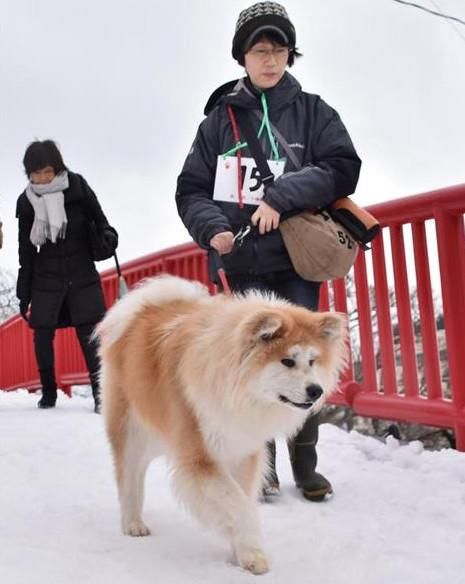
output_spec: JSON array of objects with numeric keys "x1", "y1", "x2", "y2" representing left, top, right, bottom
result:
[
  {"x1": 1, "y1": 184, "x2": 465, "y2": 449},
  {"x1": 344, "y1": 184, "x2": 465, "y2": 449}
]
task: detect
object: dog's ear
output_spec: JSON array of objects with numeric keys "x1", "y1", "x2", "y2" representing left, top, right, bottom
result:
[
  {"x1": 317, "y1": 312, "x2": 346, "y2": 341},
  {"x1": 247, "y1": 311, "x2": 285, "y2": 343}
]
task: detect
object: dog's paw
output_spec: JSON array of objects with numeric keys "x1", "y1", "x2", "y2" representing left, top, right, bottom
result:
[
  {"x1": 237, "y1": 547, "x2": 270, "y2": 575},
  {"x1": 123, "y1": 519, "x2": 151, "y2": 537}
]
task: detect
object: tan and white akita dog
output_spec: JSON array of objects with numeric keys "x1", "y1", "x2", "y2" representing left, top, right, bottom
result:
[{"x1": 97, "y1": 275, "x2": 347, "y2": 575}]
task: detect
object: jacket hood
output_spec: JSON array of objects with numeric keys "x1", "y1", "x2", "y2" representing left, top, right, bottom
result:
[{"x1": 203, "y1": 71, "x2": 302, "y2": 116}]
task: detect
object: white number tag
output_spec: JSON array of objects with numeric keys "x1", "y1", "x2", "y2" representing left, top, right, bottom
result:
[{"x1": 213, "y1": 156, "x2": 285, "y2": 206}]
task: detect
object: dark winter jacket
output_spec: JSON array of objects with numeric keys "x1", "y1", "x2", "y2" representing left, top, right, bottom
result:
[
  {"x1": 16, "y1": 171, "x2": 110, "y2": 328},
  {"x1": 176, "y1": 72, "x2": 361, "y2": 280}
]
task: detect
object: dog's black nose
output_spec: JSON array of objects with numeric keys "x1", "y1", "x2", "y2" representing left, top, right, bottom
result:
[{"x1": 306, "y1": 384, "x2": 323, "y2": 402}]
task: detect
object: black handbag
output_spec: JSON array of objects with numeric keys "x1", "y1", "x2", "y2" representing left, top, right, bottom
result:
[
  {"x1": 79, "y1": 176, "x2": 119, "y2": 261},
  {"x1": 88, "y1": 222, "x2": 119, "y2": 261}
]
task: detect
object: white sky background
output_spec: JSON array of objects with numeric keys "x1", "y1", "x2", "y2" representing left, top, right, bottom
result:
[
  {"x1": 0, "y1": 0, "x2": 464, "y2": 273},
  {"x1": 0, "y1": 389, "x2": 464, "y2": 584}
]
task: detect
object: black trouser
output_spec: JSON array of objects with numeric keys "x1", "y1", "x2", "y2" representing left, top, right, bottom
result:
[
  {"x1": 33, "y1": 323, "x2": 100, "y2": 398},
  {"x1": 229, "y1": 270, "x2": 321, "y2": 485}
]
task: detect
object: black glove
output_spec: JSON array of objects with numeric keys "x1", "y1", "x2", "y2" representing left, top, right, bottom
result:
[
  {"x1": 102, "y1": 226, "x2": 118, "y2": 252},
  {"x1": 19, "y1": 298, "x2": 30, "y2": 322}
]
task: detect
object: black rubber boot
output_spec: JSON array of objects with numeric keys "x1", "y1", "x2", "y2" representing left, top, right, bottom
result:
[
  {"x1": 93, "y1": 395, "x2": 101, "y2": 414},
  {"x1": 90, "y1": 371, "x2": 101, "y2": 414},
  {"x1": 76, "y1": 324, "x2": 101, "y2": 414},
  {"x1": 262, "y1": 440, "x2": 280, "y2": 499},
  {"x1": 37, "y1": 368, "x2": 57, "y2": 409},
  {"x1": 288, "y1": 414, "x2": 333, "y2": 501}
]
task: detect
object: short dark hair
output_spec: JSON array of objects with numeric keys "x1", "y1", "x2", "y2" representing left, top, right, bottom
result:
[
  {"x1": 23, "y1": 140, "x2": 68, "y2": 176},
  {"x1": 238, "y1": 30, "x2": 302, "y2": 67}
]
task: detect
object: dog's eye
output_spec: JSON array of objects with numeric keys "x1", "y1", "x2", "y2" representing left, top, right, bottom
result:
[
  {"x1": 309, "y1": 359, "x2": 315, "y2": 367},
  {"x1": 281, "y1": 358, "x2": 295, "y2": 368}
]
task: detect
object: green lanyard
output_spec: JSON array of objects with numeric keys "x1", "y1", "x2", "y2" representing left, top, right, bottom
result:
[{"x1": 222, "y1": 92, "x2": 280, "y2": 160}]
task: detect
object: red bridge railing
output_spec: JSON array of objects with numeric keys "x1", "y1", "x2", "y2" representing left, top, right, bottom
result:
[{"x1": 1, "y1": 184, "x2": 464, "y2": 450}]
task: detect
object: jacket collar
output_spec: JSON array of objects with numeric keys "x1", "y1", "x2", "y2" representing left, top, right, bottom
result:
[{"x1": 204, "y1": 71, "x2": 301, "y2": 115}]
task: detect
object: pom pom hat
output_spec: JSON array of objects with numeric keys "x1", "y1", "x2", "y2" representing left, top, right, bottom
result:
[{"x1": 232, "y1": 2, "x2": 296, "y2": 63}]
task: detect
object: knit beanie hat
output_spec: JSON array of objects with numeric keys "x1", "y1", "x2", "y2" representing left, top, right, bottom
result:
[{"x1": 232, "y1": 2, "x2": 296, "y2": 63}]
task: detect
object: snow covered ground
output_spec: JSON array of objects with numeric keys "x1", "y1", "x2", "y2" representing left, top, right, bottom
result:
[{"x1": 1, "y1": 389, "x2": 463, "y2": 584}]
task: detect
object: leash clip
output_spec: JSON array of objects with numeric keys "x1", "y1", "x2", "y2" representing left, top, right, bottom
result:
[{"x1": 233, "y1": 225, "x2": 252, "y2": 248}]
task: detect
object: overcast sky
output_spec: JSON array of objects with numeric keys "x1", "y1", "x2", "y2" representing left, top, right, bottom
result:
[{"x1": 1, "y1": 0, "x2": 464, "y2": 272}]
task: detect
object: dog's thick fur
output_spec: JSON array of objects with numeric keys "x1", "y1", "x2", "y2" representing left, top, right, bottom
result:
[{"x1": 98, "y1": 275, "x2": 347, "y2": 574}]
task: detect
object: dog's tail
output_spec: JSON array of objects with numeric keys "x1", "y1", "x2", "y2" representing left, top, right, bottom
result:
[{"x1": 95, "y1": 274, "x2": 209, "y2": 348}]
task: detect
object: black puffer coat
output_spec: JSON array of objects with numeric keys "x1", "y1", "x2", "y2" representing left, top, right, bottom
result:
[
  {"x1": 16, "y1": 172, "x2": 109, "y2": 329},
  {"x1": 176, "y1": 72, "x2": 361, "y2": 280}
]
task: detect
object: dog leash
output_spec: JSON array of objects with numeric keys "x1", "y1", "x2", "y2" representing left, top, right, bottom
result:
[
  {"x1": 210, "y1": 224, "x2": 254, "y2": 296},
  {"x1": 113, "y1": 251, "x2": 129, "y2": 298},
  {"x1": 210, "y1": 250, "x2": 232, "y2": 296}
]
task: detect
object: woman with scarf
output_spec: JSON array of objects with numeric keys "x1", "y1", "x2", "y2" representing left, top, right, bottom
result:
[
  {"x1": 176, "y1": 2, "x2": 361, "y2": 501},
  {"x1": 16, "y1": 140, "x2": 117, "y2": 413}
]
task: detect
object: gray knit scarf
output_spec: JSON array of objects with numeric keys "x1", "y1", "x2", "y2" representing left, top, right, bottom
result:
[{"x1": 26, "y1": 171, "x2": 69, "y2": 246}]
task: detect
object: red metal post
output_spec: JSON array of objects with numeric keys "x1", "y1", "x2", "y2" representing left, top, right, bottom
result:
[
  {"x1": 411, "y1": 221, "x2": 442, "y2": 400},
  {"x1": 353, "y1": 250, "x2": 377, "y2": 393},
  {"x1": 372, "y1": 231, "x2": 397, "y2": 395},
  {"x1": 390, "y1": 224, "x2": 419, "y2": 397},
  {"x1": 435, "y1": 209, "x2": 465, "y2": 412}
]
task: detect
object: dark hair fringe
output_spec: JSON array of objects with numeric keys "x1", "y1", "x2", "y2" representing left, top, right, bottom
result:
[
  {"x1": 289, "y1": 48, "x2": 303, "y2": 67},
  {"x1": 23, "y1": 139, "x2": 68, "y2": 176}
]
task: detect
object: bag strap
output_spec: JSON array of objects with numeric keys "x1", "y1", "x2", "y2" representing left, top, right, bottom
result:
[
  {"x1": 232, "y1": 107, "x2": 275, "y2": 188},
  {"x1": 251, "y1": 110, "x2": 302, "y2": 170}
]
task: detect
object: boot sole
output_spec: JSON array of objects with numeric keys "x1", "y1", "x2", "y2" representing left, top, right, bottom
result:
[{"x1": 302, "y1": 486, "x2": 333, "y2": 502}]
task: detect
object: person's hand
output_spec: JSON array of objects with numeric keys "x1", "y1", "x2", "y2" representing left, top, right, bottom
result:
[
  {"x1": 251, "y1": 201, "x2": 280, "y2": 235},
  {"x1": 210, "y1": 231, "x2": 234, "y2": 255},
  {"x1": 19, "y1": 298, "x2": 30, "y2": 322},
  {"x1": 102, "y1": 226, "x2": 118, "y2": 250}
]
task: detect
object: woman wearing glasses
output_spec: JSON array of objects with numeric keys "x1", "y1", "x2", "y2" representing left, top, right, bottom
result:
[{"x1": 176, "y1": 2, "x2": 361, "y2": 502}]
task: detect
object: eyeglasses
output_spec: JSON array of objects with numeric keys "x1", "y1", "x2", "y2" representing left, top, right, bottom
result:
[{"x1": 247, "y1": 47, "x2": 289, "y2": 61}]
